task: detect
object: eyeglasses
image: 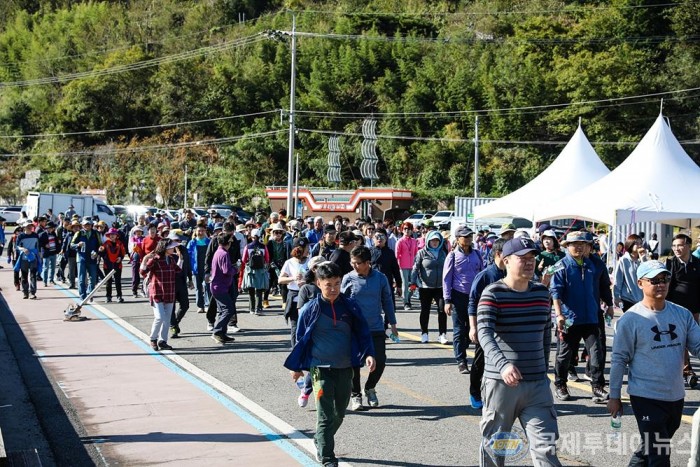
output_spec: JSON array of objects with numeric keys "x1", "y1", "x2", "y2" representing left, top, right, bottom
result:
[
  {"x1": 374, "y1": 234, "x2": 386, "y2": 240},
  {"x1": 643, "y1": 276, "x2": 671, "y2": 285}
]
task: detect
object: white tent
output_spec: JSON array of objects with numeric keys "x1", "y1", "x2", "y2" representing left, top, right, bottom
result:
[
  {"x1": 535, "y1": 113, "x2": 700, "y2": 228},
  {"x1": 473, "y1": 124, "x2": 610, "y2": 221}
]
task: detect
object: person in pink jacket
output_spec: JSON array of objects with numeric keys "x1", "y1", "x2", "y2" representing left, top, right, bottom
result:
[{"x1": 395, "y1": 222, "x2": 419, "y2": 310}]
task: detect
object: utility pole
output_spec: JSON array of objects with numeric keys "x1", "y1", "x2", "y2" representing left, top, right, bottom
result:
[
  {"x1": 294, "y1": 153, "x2": 300, "y2": 217},
  {"x1": 474, "y1": 115, "x2": 479, "y2": 198},
  {"x1": 286, "y1": 13, "x2": 297, "y2": 217}
]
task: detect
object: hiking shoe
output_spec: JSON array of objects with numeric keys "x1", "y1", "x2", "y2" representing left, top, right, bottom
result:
[
  {"x1": 255, "y1": 308, "x2": 262, "y2": 316},
  {"x1": 157, "y1": 341, "x2": 173, "y2": 351},
  {"x1": 221, "y1": 334, "x2": 235, "y2": 343},
  {"x1": 206, "y1": 323, "x2": 214, "y2": 332},
  {"x1": 350, "y1": 395, "x2": 366, "y2": 411},
  {"x1": 30, "y1": 294, "x2": 37, "y2": 300},
  {"x1": 567, "y1": 369, "x2": 578, "y2": 381},
  {"x1": 421, "y1": 333, "x2": 429, "y2": 343},
  {"x1": 686, "y1": 373, "x2": 698, "y2": 388},
  {"x1": 211, "y1": 334, "x2": 226, "y2": 344},
  {"x1": 403, "y1": 303, "x2": 411, "y2": 311},
  {"x1": 105, "y1": 298, "x2": 112, "y2": 303},
  {"x1": 50, "y1": 280, "x2": 56, "y2": 285},
  {"x1": 197, "y1": 308, "x2": 205, "y2": 313},
  {"x1": 150, "y1": 340, "x2": 158, "y2": 351},
  {"x1": 117, "y1": 297, "x2": 124, "y2": 303},
  {"x1": 470, "y1": 395, "x2": 483, "y2": 409},
  {"x1": 170, "y1": 326, "x2": 180, "y2": 338},
  {"x1": 555, "y1": 385, "x2": 571, "y2": 401},
  {"x1": 298, "y1": 392, "x2": 309, "y2": 408},
  {"x1": 580, "y1": 371, "x2": 592, "y2": 382},
  {"x1": 262, "y1": 300, "x2": 270, "y2": 309},
  {"x1": 323, "y1": 462, "x2": 338, "y2": 467},
  {"x1": 365, "y1": 388, "x2": 379, "y2": 408},
  {"x1": 458, "y1": 361, "x2": 470, "y2": 374},
  {"x1": 592, "y1": 386, "x2": 609, "y2": 404},
  {"x1": 438, "y1": 333, "x2": 448, "y2": 345}
]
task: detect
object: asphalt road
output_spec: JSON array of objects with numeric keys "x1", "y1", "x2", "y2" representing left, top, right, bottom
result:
[{"x1": 57, "y1": 264, "x2": 700, "y2": 466}]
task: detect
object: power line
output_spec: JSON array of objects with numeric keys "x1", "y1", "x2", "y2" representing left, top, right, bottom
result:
[
  {"x1": 293, "y1": 86, "x2": 700, "y2": 118},
  {"x1": 0, "y1": 33, "x2": 265, "y2": 88},
  {"x1": 0, "y1": 129, "x2": 286, "y2": 157},
  {"x1": 0, "y1": 110, "x2": 281, "y2": 139},
  {"x1": 293, "y1": 3, "x2": 681, "y2": 18},
  {"x1": 292, "y1": 30, "x2": 698, "y2": 45}
]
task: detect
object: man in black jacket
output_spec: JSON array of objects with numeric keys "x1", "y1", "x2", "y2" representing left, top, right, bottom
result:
[
  {"x1": 370, "y1": 228, "x2": 402, "y2": 307},
  {"x1": 329, "y1": 231, "x2": 356, "y2": 277},
  {"x1": 666, "y1": 233, "x2": 700, "y2": 386},
  {"x1": 204, "y1": 222, "x2": 242, "y2": 333}
]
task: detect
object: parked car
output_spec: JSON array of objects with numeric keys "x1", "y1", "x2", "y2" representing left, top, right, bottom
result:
[
  {"x1": 0, "y1": 206, "x2": 23, "y2": 225},
  {"x1": 209, "y1": 204, "x2": 252, "y2": 222},
  {"x1": 405, "y1": 212, "x2": 433, "y2": 228},
  {"x1": 431, "y1": 210, "x2": 455, "y2": 227}
]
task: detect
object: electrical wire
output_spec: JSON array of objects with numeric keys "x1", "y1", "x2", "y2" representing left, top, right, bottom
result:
[
  {"x1": 0, "y1": 129, "x2": 287, "y2": 157},
  {"x1": 0, "y1": 33, "x2": 265, "y2": 88},
  {"x1": 0, "y1": 110, "x2": 281, "y2": 139},
  {"x1": 292, "y1": 3, "x2": 682, "y2": 18}
]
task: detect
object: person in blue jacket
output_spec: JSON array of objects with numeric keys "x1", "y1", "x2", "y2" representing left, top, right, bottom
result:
[
  {"x1": 71, "y1": 218, "x2": 102, "y2": 301},
  {"x1": 550, "y1": 232, "x2": 608, "y2": 404},
  {"x1": 284, "y1": 262, "x2": 375, "y2": 467}
]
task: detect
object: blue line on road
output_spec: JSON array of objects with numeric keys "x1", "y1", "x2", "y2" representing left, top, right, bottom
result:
[{"x1": 55, "y1": 289, "x2": 315, "y2": 466}]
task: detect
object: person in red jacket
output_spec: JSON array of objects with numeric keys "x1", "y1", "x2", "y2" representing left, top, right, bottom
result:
[
  {"x1": 142, "y1": 223, "x2": 161, "y2": 255},
  {"x1": 99, "y1": 228, "x2": 127, "y2": 303}
]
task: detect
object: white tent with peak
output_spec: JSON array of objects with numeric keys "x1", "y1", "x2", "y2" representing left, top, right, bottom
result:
[
  {"x1": 535, "y1": 113, "x2": 700, "y2": 228},
  {"x1": 473, "y1": 123, "x2": 610, "y2": 221}
]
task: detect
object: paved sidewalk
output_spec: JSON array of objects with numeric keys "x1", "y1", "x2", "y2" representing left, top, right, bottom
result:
[{"x1": 0, "y1": 269, "x2": 314, "y2": 466}]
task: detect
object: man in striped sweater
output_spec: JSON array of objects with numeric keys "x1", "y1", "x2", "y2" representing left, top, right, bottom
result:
[{"x1": 477, "y1": 237, "x2": 561, "y2": 466}]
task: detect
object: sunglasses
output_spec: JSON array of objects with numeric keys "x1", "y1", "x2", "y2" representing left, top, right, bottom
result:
[
  {"x1": 643, "y1": 276, "x2": 671, "y2": 285},
  {"x1": 374, "y1": 234, "x2": 386, "y2": 240}
]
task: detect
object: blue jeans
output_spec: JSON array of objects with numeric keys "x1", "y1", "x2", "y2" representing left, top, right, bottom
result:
[
  {"x1": 194, "y1": 270, "x2": 209, "y2": 309},
  {"x1": 77, "y1": 259, "x2": 98, "y2": 300},
  {"x1": 400, "y1": 269, "x2": 413, "y2": 306},
  {"x1": 451, "y1": 290, "x2": 470, "y2": 364},
  {"x1": 42, "y1": 255, "x2": 57, "y2": 283}
]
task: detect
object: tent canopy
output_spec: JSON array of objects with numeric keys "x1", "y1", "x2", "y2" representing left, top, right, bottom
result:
[
  {"x1": 473, "y1": 125, "x2": 610, "y2": 221},
  {"x1": 535, "y1": 114, "x2": 700, "y2": 228}
]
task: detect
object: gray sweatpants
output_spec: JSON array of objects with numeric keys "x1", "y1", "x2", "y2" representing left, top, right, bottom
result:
[{"x1": 480, "y1": 377, "x2": 561, "y2": 467}]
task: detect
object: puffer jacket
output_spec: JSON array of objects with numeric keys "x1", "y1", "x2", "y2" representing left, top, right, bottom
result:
[{"x1": 410, "y1": 231, "x2": 447, "y2": 288}]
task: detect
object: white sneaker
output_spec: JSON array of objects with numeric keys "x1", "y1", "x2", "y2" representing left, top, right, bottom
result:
[
  {"x1": 421, "y1": 333, "x2": 429, "y2": 343},
  {"x1": 230, "y1": 326, "x2": 242, "y2": 333},
  {"x1": 206, "y1": 323, "x2": 214, "y2": 332},
  {"x1": 350, "y1": 395, "x2": 364, "y2": 411},
  {"x1": 438, "y1": 333, "x2": 448, "y2": 345}
]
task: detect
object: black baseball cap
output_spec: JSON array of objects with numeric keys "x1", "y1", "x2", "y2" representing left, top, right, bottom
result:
[{"x1": 502, "y1": 238, "x2": 539, "y2": 257}]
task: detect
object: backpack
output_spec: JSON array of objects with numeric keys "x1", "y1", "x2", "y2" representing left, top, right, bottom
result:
[{"x1": 249, "y1": 246, "x2": 265, "y2": 270}]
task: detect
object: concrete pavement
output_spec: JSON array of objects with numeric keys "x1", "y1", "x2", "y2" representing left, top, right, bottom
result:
[{"x1": 0, "y1": 268, "x2": 316, "y2": 466}]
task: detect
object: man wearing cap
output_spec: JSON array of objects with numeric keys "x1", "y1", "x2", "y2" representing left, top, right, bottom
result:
[
  {"x1": 62, "y1": 220, "x2": 80, "y2": 289},
  {"x1": 310, "y1": 224, "x2": 337, "y2": 259},
  {"x1": 477, "y1": 237, "x2": 561, "y2": 466},
  {"x1": 65, "y1": 204, "x2": 76, "y2": 219},
  {"x1": 499, "y1": 223, "x2": 516, "y2": 241},
  {"x1": 369, "y1": 228, "x2": 402, "y2": 301},
  {"x1": 665, "y1": 233, "x2": 700, "y2": 386},
  {"x1": 550, "y1": 232, "x2": 608, "y2": 403},
  {"x1": 609, "y1": 260, "x2": 700, "y2": 466},
  {"x1": 187, "y1": 224, "x2": 211, "y2": 313},
  {"x1": 265, "y1": 222, "x2": 290, "y2": 307},
  {"x1": 329, "y1": 231, "x2": 356, "y2": 277},
  {"x1": 16, "y1": 221, "x2": 41, "y2": 299},
  {"x1": 39, "y1": 221, "x2": 60, "y2": 286},
  {"x1": 71, "y1": 218, "x2": 102, "y2": 301},
  {"x1": 468, "y1": 238, "x2": 507, "y2": 409},
  {"x1": 305, "y1": 216, "x2": 325, "y2": 248},
  {"x1": 443, "y1": 225, "x2": 483, "y2": 372},
  {"x1": 99, "y1": 228, "x2": 127, "y2": 303}
]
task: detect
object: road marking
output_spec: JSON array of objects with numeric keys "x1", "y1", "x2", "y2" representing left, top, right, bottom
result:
[{"x1": 54, "y1": 288, "x2": 324, "y2": 467}]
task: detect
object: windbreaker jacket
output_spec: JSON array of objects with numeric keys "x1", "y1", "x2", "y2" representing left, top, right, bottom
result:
[
  {"x1": 283, "y1": 294, "x2": 375, "y2": 372},
  {"x1": 549, "y1": 253, "x2": 599, "y2": 325},
  {"x1": 410, "y1": 232, "x2": 447, "y2": 289}
]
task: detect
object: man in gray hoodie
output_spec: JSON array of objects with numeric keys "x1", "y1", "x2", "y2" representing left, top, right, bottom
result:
[{"x1": 609, "y1": 260, "x2": 700, "y2": 466}]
